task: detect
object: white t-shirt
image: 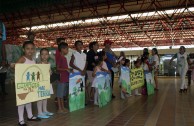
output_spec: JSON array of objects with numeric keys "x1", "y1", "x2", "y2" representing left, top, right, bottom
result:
[
  {"x1": 73, "y1": 51, "x2": 86, "y2": 72},
  {"x1": 152, "y1": 55, "x2": 159, "y2": 68},
  {"x1": 177, "y1": 52, "x2": 188, "y2": 69},
  {"x1": 102, "y1": 61, "x2": 108, "y2": 71},
  {"x1": 142, "y1": 63, "x2": 149, "y2": 71}
]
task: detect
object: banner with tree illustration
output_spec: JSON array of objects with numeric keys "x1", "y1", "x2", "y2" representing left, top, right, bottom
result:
[
  {"x1": 105, "y1": 73, "x2": 112, "y2": 103},
  {"x1": 69, "y1": 72, "x2": 85, "y2": 112},
  {"x1": 120, "y1": 66, "x2": 131, "y2": 94},
  {"x1": 15, "y1": 64, "x2": 50, "y2": 106},
  {"x1": 93, "y1": 72, "x2": 111, "y2": 107},
  {"x1": 145, "y1": 72, "x2": 155, "y2": 95},
  {"x1": 130, "y1": 68, "x2": 144, "y2": 90}
]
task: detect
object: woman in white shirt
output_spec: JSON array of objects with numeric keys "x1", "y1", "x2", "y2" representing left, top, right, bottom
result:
[
  {"x1": 150, "y1": 48, "x2": 159, "y2": 90},
  {"x1": 170, "y1": 46, "x2": 190, "y2": 93}
]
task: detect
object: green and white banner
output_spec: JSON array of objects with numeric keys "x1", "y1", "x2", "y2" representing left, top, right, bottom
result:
[
  {"x1": 93, "y1": 72, "x2": 111, "y2": 107},
  {"x1": 120, "y1": 66, "x2": 131, "y2": 94},
  {"x1": 69, "y1": 72, "x2": 85, "y2": 112},
  {"x1": 145, "y1": 72, "x2": 155, "y2": 95}
]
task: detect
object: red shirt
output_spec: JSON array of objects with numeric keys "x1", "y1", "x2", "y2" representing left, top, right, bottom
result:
[{"x1": 58, "y1": 55, "x2": 69, "y2": 83}]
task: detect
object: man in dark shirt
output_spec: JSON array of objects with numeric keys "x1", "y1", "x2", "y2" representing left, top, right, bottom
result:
[{"x1": 86, "y1": 41, "x2": 99, "y2": 101}]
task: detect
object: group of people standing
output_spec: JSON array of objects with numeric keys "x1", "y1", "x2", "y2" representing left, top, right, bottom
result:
[{"x1": 2, "y1": 35, "x2": 192, "y2": 126}]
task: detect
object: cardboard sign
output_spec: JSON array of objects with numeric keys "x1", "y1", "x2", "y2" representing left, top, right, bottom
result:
[
  {"x1": 15, "y1": 64, "x2": 50, "y2": 106},
  {"x1": 130, "y1": 68, "x2": 144, "y2": 90},
  {"x1": 69, "y1": 72, "x2": 85, "y2": 112},
  {"x1": 145, "y1": 72, "x2": 155, "y2": 95},
  {"x1": 120, "y1": 66, "x2": 131, "y2": 93},
  {"x1": 94, "y1": 72, "x2": 111, "y2": 107}
]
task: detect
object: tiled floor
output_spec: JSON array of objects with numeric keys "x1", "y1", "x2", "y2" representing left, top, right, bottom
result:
[{"x1": 1, "y1": 77, "x2": 194, "y2": 126}]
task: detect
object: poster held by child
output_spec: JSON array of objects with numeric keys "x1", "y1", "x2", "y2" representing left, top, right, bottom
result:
[{"x1": 119, "y1": 59, "x2": 131, "y2": 99}]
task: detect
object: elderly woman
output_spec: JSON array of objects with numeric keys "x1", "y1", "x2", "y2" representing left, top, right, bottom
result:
[{"x1": 170, "y1": 46, "x2": 191, "y2": 93}]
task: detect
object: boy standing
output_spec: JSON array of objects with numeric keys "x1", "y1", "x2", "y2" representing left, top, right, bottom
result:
[
  {"x1": 57, "y1": 43, "x2": 71, "y2": 113},
  {"x1": 70, "y1": 40, "x2": 87, "y2": 75}
]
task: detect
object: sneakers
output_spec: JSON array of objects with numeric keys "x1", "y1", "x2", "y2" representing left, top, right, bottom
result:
[
  {"x1": 43, "y1": 112, "x2": 54, "y2": 116},
  {"x1": 37, "y1": 114, "x2": 50, "y2": 119}
]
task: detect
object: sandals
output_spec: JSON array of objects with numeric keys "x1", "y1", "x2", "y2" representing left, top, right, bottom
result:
[
  {"x1": 18, "y1": 121, "x2": 27, "y2": 126},
  {"x1": 18, "y1": 116, "x2": 41, "y2": 126},
  {"x1": 27, "y1": 116, "x2": 41, "y2": 121}
]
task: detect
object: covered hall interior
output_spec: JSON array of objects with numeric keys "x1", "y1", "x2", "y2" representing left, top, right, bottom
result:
[{"x1": 1, "y1": 0, "x2": 194, "y2": 126}]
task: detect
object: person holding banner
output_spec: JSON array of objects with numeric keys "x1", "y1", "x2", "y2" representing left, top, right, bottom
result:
[
  {"x1": 56, "y1": 43, "x2": 71, "y2": 113},
  {"x1": 70, "y1": 40, "x2": 87, "y2": 105},
  {"x1": 170, "y1": 46, "x2": 191, "y2": 93},
  {"x1": 133, "y1": 60, "x2": 142, "y2": 96},
  {"x1": 93, "y1": 51, "x2": 111, "y2": 105},
  {"x1": 98, "y1": 51, "x2": 110, "y2": 73},
  {"x1": 120, "y1": 59, "x2": 131, "y2": 99},
  {"x1": 36, "y1": 48, "x2": 54, "y2": 119},
  {"x1": 141, "y1": 56, "x2": 149, "y2": 95},
  {"x1": 118, "y1": 57, "x2": 125, "y2": 86},
  {"x1": 92, "y1": 59, "x2": 103, "y2": 105},
  {"x1": 11, "y1": 41, "x2": 41, "y2": 126}
]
